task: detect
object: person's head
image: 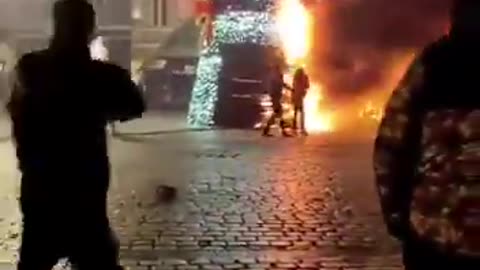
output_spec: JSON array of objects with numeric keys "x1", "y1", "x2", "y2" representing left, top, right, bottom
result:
[
  {"x1": 295, "y1": 67, "x2": 305, "y2": 77},
  {"x1": 52, "y1": 0, "x2": 96, "y2": 47},
  {"x1": 450, "y1": 0, "x2": 480, "y2": 39}
]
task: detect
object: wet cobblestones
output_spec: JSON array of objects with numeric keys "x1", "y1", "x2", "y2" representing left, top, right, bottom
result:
[
  {"x1": 108, "y1": 131, "x2": 402, "y2": 269},
  {"x1": 0, "y1": 127, "x2": 401, "y2": 268},
  {"x1": 118, "y1": 254, "x2": 403, "y2": 270}
]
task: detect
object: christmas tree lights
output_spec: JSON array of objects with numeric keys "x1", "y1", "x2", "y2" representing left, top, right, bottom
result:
[
  {"x1": 216, "y1": 11, "x2": 275, "y2": 45},
  {"x1": 187, "y1": 52, "x2": 222, "y2": 127},
  {"x1": 188, "y1": 0, "x2": 278, "y2": 127}
]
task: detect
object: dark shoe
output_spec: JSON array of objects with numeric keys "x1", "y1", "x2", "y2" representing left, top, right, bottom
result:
[
  {"x1": 262, "y1": 129, "x2": 273, "y2": 137},
  {"x1": 156, "y1": 185, "x2": 177, "y2": 203},
  {"x1": 301, "y1": 130, "x2": 309, "y2": 136}
]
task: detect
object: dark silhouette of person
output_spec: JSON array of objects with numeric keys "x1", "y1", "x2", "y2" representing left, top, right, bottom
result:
[
  {"x1": 6, "y1": 0, "x2": 144, "y2": 269},
  {"x1": 374, "y1": 0, "x2": 480, "y2": 269},
  {"x1": 292, "y1": 67, "x2": 310, "y2": 136},
  {"x1": 262, "y1": 64, "x2": 291, "y2": 137}
]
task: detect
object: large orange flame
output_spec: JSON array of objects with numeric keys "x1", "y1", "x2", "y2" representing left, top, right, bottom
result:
[
  {"x1": 276, "y1": 0, "x2": 312, "y2": 65},
  {"x1": 358, "y1": 52, "x2": 415, "y2": 123},
  {"x1": 304, "y1": 83, "x2": 334, "y2": 132},
  {"x1": 276, "y1": 0, "x2": 333, "y2": 133}
]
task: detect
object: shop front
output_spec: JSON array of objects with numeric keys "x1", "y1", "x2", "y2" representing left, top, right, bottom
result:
[{"x1": 143, "y1": 57, "x2": 198, "y2": 111}]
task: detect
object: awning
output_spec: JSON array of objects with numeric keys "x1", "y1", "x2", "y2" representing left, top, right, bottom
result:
[{"x1": 140, "y1": 19, "x2": 202, "y2": 71}]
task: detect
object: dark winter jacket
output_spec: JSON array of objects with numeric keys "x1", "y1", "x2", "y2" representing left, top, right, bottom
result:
[
  {"x1": 374, "y1": 36, "x2": 480, "y2": 256},
  {"x1": 292, "y1": 72, "x2": 310, "y2": 107},
  {"x1": 7, "y1": 47, "x2": 144, "y2": 202},
  {"x1": 269, "y1": 71, "x2": 289, "y2": 104}
]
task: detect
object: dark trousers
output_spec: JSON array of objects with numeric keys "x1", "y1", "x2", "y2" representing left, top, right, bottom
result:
[
  {"x1": 18, "y1": 180, "x2": 122, "y2": 270},
  {"x1": 264, "y1": 102, "x2": 286, "y2": 133},
  {"x1": 293, "y1": 105, "x2": 305, "y2": 131},
  {"x1": 403, "y1": 235, "x2": 480, "y2": 270}
]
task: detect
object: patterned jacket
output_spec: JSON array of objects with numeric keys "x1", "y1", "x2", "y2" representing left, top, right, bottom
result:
[{"x1": 374, "y1": 37, "x2": 480, "y2": 255}]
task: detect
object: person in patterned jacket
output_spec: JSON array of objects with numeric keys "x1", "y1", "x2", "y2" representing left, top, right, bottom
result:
[{"x1": 374, "y1": 0, "x2": 480, "y2": 269}]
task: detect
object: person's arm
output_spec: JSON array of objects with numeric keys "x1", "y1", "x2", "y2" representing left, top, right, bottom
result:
[
  {"x1": 281, "y1": 77, "x2": 293, "y2": 91},
  {"x1": 6, "y1": 65, "x2": 26, "y2": 123},
  {"x1": 6, "y1": 61, "x2": 30, "y2": 163},
  {"x1": 105, "y1": 65, "x2": 145, "y2": 122},
  {"x1": 373, "y1": 56, "x2": 425, "y2": 240}
]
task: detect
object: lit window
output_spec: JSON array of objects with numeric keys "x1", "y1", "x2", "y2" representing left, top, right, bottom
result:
[{"x1": 132, "y1": 7, "x2": 142, "y2": 20}]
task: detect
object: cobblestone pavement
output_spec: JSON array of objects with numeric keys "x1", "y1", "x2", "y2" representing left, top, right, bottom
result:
[
  {"x1": 108, "y1": 128, "x2": 402, "y2": 270},
  {"x1": 0, "y1": 114, "x2": 402, "y2": 269}
]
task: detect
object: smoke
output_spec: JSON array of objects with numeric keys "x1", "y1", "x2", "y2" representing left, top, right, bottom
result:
[{"x1": 309, "y1": 0, "x2": 452, "y2": 99}]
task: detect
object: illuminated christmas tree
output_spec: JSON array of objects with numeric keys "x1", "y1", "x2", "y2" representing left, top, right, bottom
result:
[{"x1": 187, "y1": 0, "x2": 277, "y2": 127}]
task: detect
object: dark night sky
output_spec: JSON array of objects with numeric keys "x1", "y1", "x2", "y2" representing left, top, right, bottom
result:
[{"x1": 308, "y1": 0, "x2": 452, "y2": 98}]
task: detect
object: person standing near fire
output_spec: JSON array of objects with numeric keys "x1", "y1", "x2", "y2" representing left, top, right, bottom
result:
[
  {"x1": 292, "y1": 67, "x2": 310, "y2": 136},
  {"x1": 263, "y1": 64, "x2": 292, "y2": 137},
  {"x1": 374, "y1": 0, "x2": 480, "y2": 269}
]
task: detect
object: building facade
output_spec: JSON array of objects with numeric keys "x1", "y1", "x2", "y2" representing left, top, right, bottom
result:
[
  {"x1": 132, "y1": 0, "x2": 193, "y2": 28},
  {"x1": 132, "y1": 0, "x2": 195, "y2": 61},
  {"x1": 0, "y1": 0, "x2": 197, "y2": 66},
  {"x1": 92, "y1": 0, "x2": 132, "y2": 70},
  {"x1": 0, "y1": 0, "x2": 132, "y2": 70}
]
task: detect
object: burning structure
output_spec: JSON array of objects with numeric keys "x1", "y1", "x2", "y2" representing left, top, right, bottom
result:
[
  {"x1": 187, "y1": 0, "x2": 278, "y2": 128},
  {"x1": 276, "y1": 0, "x2": 333, "y2": 132},
  {"x1": 187, "y1": 0, "x2": 326, "y2": 130},
  {"x1": 307, "y1": 0, "x2": 450, "y2": 131},
  {"x1": 276, "y1": 0, "x2": 451, "y2": 133},
  {"x1": 0, "y1": 0, "x2": 452, "y2": 131},
  {"x1": 188, "y1": 0, "x2": 452, "y2": 133}
]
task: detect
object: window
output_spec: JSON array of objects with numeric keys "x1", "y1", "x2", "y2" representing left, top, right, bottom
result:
[
  {"x1": 132, "y1": 0, "x2": 169, "y2": 27},
  {"x1": 160, "y1": 0, "x2": 167, "y2": 27},
  {"x1": 132, "y1": 0, "x2": 153, "y2": 26}
]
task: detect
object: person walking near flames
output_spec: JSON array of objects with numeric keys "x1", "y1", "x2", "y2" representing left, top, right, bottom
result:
[
  {"x1": 263, "y1": 64, "x2": 292, "y2": 137},
  {"x1": 292, "y1": 67, "x2": 310, "y2": 136},
  {"x1": 374, "y1": 0, "x2": 480, "y2": 269}
]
